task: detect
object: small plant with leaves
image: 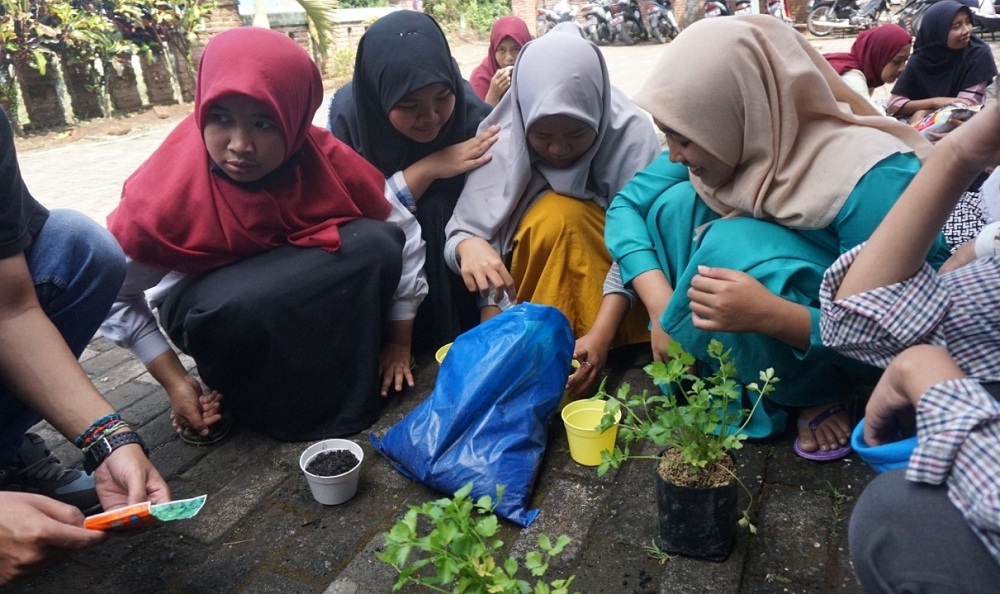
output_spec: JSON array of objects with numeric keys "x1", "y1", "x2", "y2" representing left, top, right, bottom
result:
[
  {"x1": 595, "y1": 339, "x2": 779, "y2": 532},
  {"x1": 377, "y1": 482, "x2": 576, "y2": 594}
]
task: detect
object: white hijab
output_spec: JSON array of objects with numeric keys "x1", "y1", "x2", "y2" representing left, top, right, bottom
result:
[{"x1": 446, "y1": 23, "x2": 660, "y2": 254}]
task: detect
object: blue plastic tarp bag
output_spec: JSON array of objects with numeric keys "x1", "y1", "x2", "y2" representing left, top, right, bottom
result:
[{"x1": 370, "y1": 303, "x2": 574, "y2": 527}]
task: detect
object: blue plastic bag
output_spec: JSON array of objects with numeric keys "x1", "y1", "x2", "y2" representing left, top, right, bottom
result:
[{"x1": 370, "y1": 303, "x2": 574, "y2": 527}]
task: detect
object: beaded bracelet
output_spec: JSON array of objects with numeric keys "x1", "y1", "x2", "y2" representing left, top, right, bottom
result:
[
  {"x1": 74, "y1": 413, "x2": 123, "y2": 448},
  {"x1": 79, "y1": 417, "x2": 126, "y2": 449},
  {"x1": 81, "y1": 421, "x2": 132, "y2": 453}
]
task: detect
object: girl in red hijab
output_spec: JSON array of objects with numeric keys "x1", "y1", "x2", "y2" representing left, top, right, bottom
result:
[
  {"x1": 824, "y1": 24, "x2": 912, "y2": 115},
  {"x1": 470, "y1": 16, "x2": 533, "y2": 105},
  {"x1": 102, "y1": 27, "x2": 428, "y2": 443}
]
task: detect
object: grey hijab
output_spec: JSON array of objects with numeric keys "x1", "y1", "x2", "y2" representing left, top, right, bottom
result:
[{"x1": 445, "y1": 23, "x2": 660, "y2": 255}]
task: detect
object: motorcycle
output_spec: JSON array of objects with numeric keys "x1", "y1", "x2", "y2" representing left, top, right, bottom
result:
[
  {"x1": 704, "y1": 0, "x2": 753, "y2": 18},
  {"x1": 647, "y1": 0, "x2": 682, "y2": 42},
  {"x1": 768, "y1": 0, "x2": 795, "y2": 22},
  {"x1": 806, "y1": 0, "x2": 893, "y2": 36},
  {"x1": 611, "y1": 0, "x2": 647, "y2": 44},
  {"x1": 582, "y1": 0, "x2": 616, "y2": 45},
  {"x1": 704, "y1": 0, "x2": 731, "y2": 17},
  {"x1": 536, "y1": 0, "x2": 579, "y2": 36},
  {"x1": 895, "y1": 0, "x2": 941, "y2": 33}
]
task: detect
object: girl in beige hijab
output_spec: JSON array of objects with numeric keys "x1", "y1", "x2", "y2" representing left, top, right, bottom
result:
[{"x1": 605, "y1": 15, "x2": 950, "y2": 460}]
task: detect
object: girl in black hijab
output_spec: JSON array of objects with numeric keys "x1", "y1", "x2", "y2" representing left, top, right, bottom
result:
[
  {"x1": 328, "y1": 11, "x2": 498, "y2": 353},
  {"x1": 887, "y1": 0, "x2": 997, "y2": 121}
]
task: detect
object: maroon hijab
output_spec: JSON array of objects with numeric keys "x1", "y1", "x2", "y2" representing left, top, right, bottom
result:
[
  {"x1": 824, "y1": 24, "x2": 912, "y2": 88},
  {"x1": 470, "y1": 16, "x2": 533, "y2": 100},
  {"x1": 108, "y1": 27, "x2": 389, "y2": 275}
]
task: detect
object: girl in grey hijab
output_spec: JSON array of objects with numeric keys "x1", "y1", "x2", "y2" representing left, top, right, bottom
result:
[{"x1": 444, "y1": 23, "x2": 661, "y2": 397}]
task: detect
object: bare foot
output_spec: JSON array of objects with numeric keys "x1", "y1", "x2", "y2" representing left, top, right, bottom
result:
[{"x1": 796, "y1": 403, "x2": 851, "y2": 453}]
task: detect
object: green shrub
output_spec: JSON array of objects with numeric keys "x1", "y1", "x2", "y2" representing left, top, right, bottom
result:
[
  {"x1": 425, "y1": 0, "x2": 512, "y2": 34},
  {"x1": 378, "y1": 483, "x2": 576, "y2": 593}
]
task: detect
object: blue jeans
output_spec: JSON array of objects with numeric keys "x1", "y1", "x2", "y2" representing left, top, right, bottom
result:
[{"x1": 0, "y1": 210, "x2": 125, "y2": 463}]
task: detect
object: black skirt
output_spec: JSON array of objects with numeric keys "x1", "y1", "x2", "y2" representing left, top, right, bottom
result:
[{"x1": 158, "y1": 219, "x2": 404, "y2": 442}]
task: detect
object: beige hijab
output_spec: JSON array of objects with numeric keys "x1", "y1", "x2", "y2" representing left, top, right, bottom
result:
[{"x1": 634, "y1": 15, "x2": 931, "y2": 229}]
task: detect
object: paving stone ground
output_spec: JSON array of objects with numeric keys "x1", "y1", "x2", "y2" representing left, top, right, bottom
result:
[{"x1": 8, "y1": 31, "x2": 1000, "y2": 594}]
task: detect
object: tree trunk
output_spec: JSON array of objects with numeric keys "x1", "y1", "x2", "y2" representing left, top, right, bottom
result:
[
  {"x1": 167, "y1": 38, "x2": 196, "y2": 103},
  {"x1": 107, "y1": 55, "x2": 144, "y2": 115},
  {"x1": 683, "y1": 1, "x2": 701, "y2": 27},
  {"x1": 61, "y1": 57, "x2": 105, "y2": 121},
  {"x1": 140, "y1": 48, "x2": 177, "y2": 106},
  {"x1": 0, "y1": 62, "x2": 20, "y2": 135},
  {"x1": 11, "y1": 54, "x2": 66, "y2": 131}
]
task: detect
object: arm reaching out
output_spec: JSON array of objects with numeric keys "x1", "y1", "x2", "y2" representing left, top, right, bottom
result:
[{"x1": 836, "y1": 103, "x2": 1000, "y2": 299}]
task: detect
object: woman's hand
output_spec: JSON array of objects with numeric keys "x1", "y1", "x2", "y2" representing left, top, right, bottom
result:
[
  {"x1": 424, "y1": 125, "x2": 500, "y2": 180},
  {"x1": 485, "y1": 66, "x2": 513, "y2": 106},
  {"x1": 687, "y1": 266, "x2": 773, "y2": 334},
  {"x1": 403, "y1": 125, "x2": 501, "y2": 200},
  {"x1": 650, "y1": 322, "x2": 672, "y2": 362},
  {"x1": 863, "y1": 345, "x2": 964, "y2": 446},
  {"x1": 565, "y1": 333, "x2": 610, "y2": 399},
  {"x1": 455, "y1": 237, "x2": 516, "y2": 303},
  {"x1": 379, "y1": 341, "x2": 414, "y2": 397},
  {"x1": 164, "y1": 374, "x2": 222, "y2": 437}
]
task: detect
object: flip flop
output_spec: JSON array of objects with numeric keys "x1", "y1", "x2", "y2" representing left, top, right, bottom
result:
[
  {"x1": 172, "y1": 410, "x2": 233, "y2": 446},
  {"x1": 793, "y1": 403, "x2": 853, "y2": 462}
]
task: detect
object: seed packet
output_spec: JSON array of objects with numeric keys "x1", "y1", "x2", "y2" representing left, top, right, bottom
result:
[{"x1": 84, "y1": 495, "x2": 207, "y2": 531}]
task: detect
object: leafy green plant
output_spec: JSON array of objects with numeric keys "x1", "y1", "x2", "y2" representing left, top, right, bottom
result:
[
  {"x1": 595, "y1": 339, "x2": 779, "y2": 532},
  {"x1": 425, "y1": 0, "x2": 511, "y2": 34},
  {"x1": 378, "y1": 483, "x2": 576, "y2": 594},
  {"x1": 327, "y1": 46, "x2": 355, "y2": 79}
]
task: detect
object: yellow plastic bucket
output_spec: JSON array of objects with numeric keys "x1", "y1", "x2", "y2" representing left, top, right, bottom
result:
[
  {"x1": 561, "y1": 399, "x2": 621, "y2": 466},
  {"x1": 435, "y1": 343, "x2": 452, "y2": 364}
]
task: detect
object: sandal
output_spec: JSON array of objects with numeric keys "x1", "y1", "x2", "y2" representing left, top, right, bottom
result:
[
  {"x1": 172, "y1": 410, "x2": 233, "y2": 446},
  {"x1": 793, "y1": 403, "x2": 853, "y2": 462}
]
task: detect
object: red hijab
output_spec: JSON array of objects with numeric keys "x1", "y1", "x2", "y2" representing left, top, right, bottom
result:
[
  {"x1": 469, "y1": 16, "x2": 533, "y2": 100},
  {"x1": 824, "y1": 24, "x2": 912, "y2": 89},
  {"x1": 108, "y1": 27, "x2": 389, "y2": 275}
]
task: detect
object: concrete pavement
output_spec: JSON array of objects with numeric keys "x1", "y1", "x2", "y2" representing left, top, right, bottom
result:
[{"x1": 5, "y1": 32, "x2": 964, "y2": 594}]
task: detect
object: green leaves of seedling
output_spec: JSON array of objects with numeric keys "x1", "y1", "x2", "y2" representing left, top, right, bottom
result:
[
  {"x1": 376, "y1": 482, "x2": 576, "y2": 593},
  {"x1": 593, "y1": 339, "x2": 779, "y2": 535}
]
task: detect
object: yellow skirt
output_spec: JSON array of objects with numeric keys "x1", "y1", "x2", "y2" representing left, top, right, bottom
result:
[{"x1": 510, "y1": 192, "x2": 649, "y2": 346}]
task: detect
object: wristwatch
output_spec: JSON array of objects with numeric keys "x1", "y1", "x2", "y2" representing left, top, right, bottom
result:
[{"x1": 83, "y1": 431, "x2": 150, "y2": 474}]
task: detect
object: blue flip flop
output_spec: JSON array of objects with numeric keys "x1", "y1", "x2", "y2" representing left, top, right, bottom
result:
[{"x1": 793, "y1": 404, "x2": 853, "y2": 462}]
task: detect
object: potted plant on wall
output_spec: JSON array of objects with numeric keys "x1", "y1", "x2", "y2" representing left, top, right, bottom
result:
[{"x1": 596, "y1": 339, "x2": 779, "y2": 561}]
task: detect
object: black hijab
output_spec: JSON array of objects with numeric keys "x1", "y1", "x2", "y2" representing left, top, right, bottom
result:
[
  {"x1": 328, "y1": 12, "x2": 490, "y2": 180},
  {"x1": 891, "y1": 0, "x2": 997, "y2": 100}
]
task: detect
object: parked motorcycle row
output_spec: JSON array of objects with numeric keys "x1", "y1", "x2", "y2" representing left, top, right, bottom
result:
[
  {"x1": 803, "y1": 0, "x2": 997, "y2": 37},
  {"x1": 537, "y1": 0, "x2": 681, "y2": 45},
  {"x1": 537, "y1": 0, "x2": 795, "y2": 45}
]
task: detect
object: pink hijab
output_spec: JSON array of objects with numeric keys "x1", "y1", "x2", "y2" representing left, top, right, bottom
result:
[
  {"x1": 109, "y1": 27, "x2": 389, "y2": 275},
  {"x1": 470, "y1": 16, "x2": 533, "y2": 100},
  {"x1": 824, "y1": 24, "x2": 912, "y2": 88}
]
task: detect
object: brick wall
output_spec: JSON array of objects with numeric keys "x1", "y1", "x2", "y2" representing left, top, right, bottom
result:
[{"x1": 512, "y1": 0, "x2": 537, "y2": 34}]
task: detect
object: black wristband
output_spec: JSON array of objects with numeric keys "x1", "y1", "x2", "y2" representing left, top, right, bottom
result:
[{"x1": 83, "y1": 431, "x2": 149, "y2": 474}]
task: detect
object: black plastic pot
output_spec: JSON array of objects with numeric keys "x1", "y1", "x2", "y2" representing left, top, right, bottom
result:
[{"x1": 654, "y1": 456, "x2": 738, "y2": 562}]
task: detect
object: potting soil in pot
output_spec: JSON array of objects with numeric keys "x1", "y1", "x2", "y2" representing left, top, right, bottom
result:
[{"x1": 306, "y1": 449, "x2": 359, "y2": 476}]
